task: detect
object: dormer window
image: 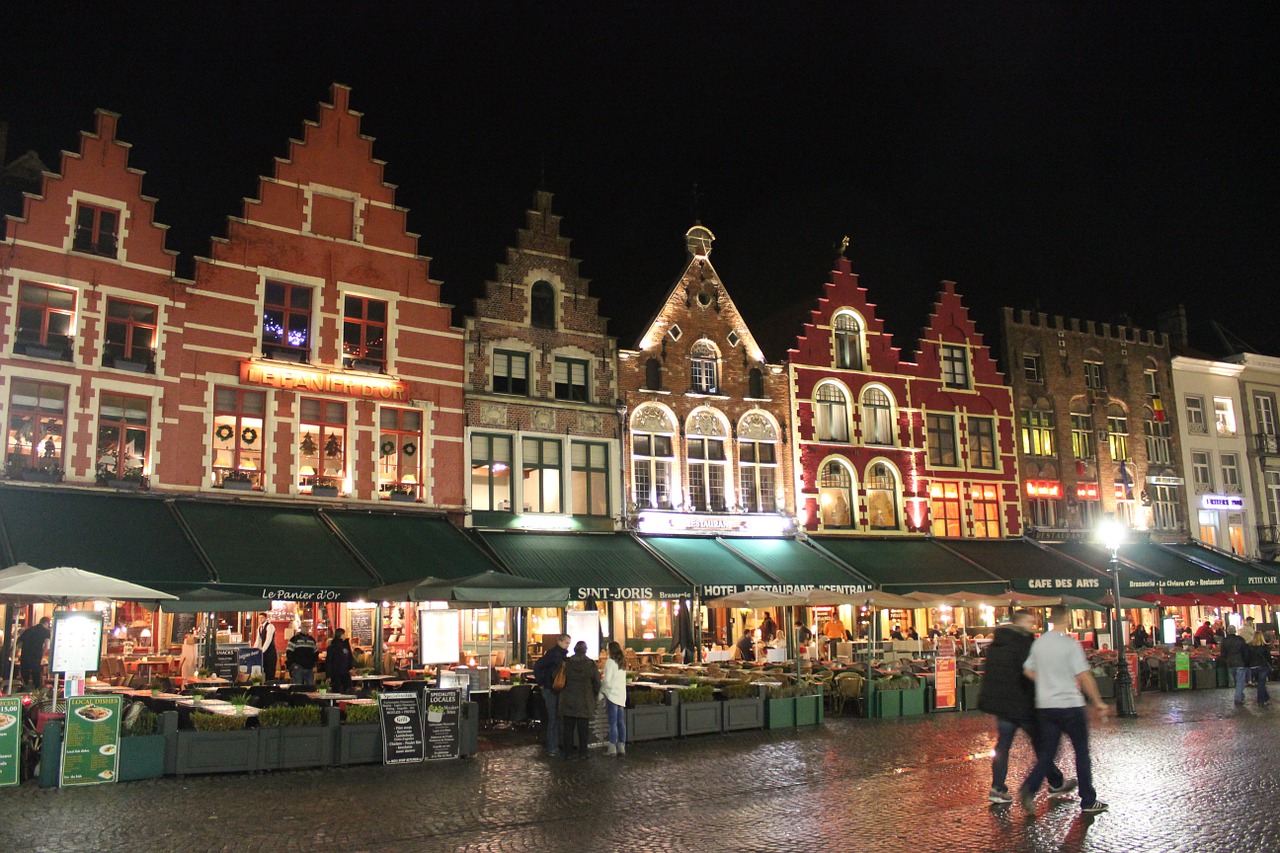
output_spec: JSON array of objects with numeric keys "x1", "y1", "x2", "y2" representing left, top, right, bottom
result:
[
  {"x1": 690, "y1": 341, "x2": 718, "y2": 394},
  {"x1": 941, "y1": 344, "x2": 970, "y2": 389},
  {"x1": 833, "y1": 312, "x2": 863, "y2": 370},
  {"x1": 530, "y1": 281, "x2": 555, "y2": 329},
  {"x1": 73, "y1": 203, "x2": 119, "y2": 258}
]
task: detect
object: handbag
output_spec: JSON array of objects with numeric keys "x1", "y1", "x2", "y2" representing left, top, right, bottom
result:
[{"x1": 551, "y1": 661, "x2": 567, "y2": 692}]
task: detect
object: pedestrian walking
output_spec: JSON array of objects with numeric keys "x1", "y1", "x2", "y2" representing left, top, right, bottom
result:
[
  {"x1": 559, "y1": 641, "x2": 601, "y2": 760},
  {"x1": 1245, "y1": 631, "x2": 1271, "y2": 706},
  {"x1": 1019, "y1": 605, "x2": 1110, "y2": 815},
  {"x1": 602, "y1": 641, "x2": 628, "y2": 755},
  {"x1": 1218, "y1": 624, "x2": 1248, "y2": 705},
  {"x1": 286, "y1": 622, "x2": 319, "y2": 686},
  {"x1": 533, "y1": 634, "x2": 571, "y2": 757},
  {"x1": 979, "y1": 610, "x2": 1072, "y2": 804}
]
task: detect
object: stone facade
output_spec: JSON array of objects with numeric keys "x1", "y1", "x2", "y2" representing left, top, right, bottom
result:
[
  {"x1": 462, "y1": 190, "x2": 622, "y2": 530},
  {"x1": 1222, "y1": 352, "x2": 1280, "y2": 560},
  {"x1": 1001, "y1": 308, "x2": 1185, "y2": 538}
]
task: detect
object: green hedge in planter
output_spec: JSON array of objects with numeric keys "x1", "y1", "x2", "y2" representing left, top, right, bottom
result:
[
  {"x1": 344, "y1": 704, "x2": 379, "y2": 724},
  {"x1": 258, "y1": 705, "x2": 322, "y2": 727},
  {"x1": 191, "y1": 713, "x2": 248, "y2": 731}
]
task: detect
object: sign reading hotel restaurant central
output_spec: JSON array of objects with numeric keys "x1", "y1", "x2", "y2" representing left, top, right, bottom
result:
[{"x1": 240, "y1": 361, "x2": 409, "y2": 402}]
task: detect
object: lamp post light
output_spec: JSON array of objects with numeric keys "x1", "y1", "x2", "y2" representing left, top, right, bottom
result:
[{"x1": 1100, "y1": 518, "x2": 1138, "y2": 717}]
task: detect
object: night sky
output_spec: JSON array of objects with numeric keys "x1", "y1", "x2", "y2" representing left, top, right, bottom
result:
[{"x1": 4, "y1": 5, "x2": 1277, "y2": 360}]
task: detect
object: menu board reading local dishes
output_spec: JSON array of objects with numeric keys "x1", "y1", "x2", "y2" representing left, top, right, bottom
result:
[
  {"x1": 61, "y1": 695, "x2": 122, "y2": 787},
  {"x1": 50, "y1": 610, "x2": 104, "y2": 675},
  {"x1": 379, "y1": 692, "x2": 425, "y2": 765},
  {"x1": 0, "y1": 696, "x2": 21, "y2": 788},
  {"x1": 424, "y1": 688, "x2": 461, "y2": 761}
]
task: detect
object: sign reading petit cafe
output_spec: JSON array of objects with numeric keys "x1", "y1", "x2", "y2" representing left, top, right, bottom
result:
[{"x1": 241, "y1": 361, "x2": 409, "y2": 402}]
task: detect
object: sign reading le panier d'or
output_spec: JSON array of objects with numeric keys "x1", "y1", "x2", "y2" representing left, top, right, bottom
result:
[
  {"x1": 61, "y1": 695, "x2": 123, "y2": 787},
  {"x1": 241, "y1": 361, "x2": 409, "y2": 402}
]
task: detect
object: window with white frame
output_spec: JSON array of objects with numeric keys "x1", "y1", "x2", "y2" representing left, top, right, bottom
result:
[
  {"x1": 738, "y1": 415, "x2": 778, "y2": 514},
  {"x1": 1107, "y1": 405, "x2": 1129, "y2": 461},
  {"x1": 554, "y1": 357, "x2": 589, "y2": 402},
  {"x1": 1071, "y1": 411, "x2": 1094, "y2": 459},
  {"x1": 1145, "y1": 412, "x2": 1172, "y2": 464},
  {"x1": 1185, "y1": 395, "x2": 1207, "y2": 434},
  {"x1": 1254, "y1": 393, "x2": 1277, "y2": 436},
  {"x1": 631, "y1": 407, "x2": 676, "y2": 510},
  {"x1": 471, "y1": 433, "x2": 512, "y2": 511},
  {"x1": 941, "y1": 345, "x2": 970, "y2": 389},
  {"x1": 521, "y1": 437, "x2": 562, "y2": 513},
  {"x1": 818, "y1": 461, "x2": 854, "y2": 528},
  {"x1": 1023, "y1": 354, "x2": 1044, "y2": 383},
  {"x1": 1214, "y1": 397, "x2": 1237, "y2": 436},
  {"x1": 815, "y1": 384, "x2": 849, "y2": 442},
  {"x1": 1221, "y1": 452, "x2": 1240, "y2": 492},
  {"x1": 1151, "y1": 484, "x2": 1181, "y2": 531},
  {"x1": 690, "y1": 341, "x2": 719, "y2": 394},
  {"x1": 1084, "y1": 360, "x2": 1105, "y2": 390},
  {"x1": 861, "y1": 387, "x2": 894, "y2": 445},
  {"x1": 1020, "y1": 408, "x2": 1054, "y2": 457},
  {"x1": 571, "y1": 442, "x2": 609, "y2": 516},
  {"x1": 833, "y1": 312, "x2": 863, "y2": 370},
  {"x1": 493, "y1": 350, "x2": 530, "y2": 396},
  {"x1": 1144, "y1": 369, "x2": 1158, "y2": 396},
  {"x1": 865, "y1": 462, "x2": 899, "y2": 530},
  {"x1": 686, "y1": 412, "x2": 729, "y2": 512},
  {"x1": 969, "y1": 417, "x2": 998, "y2": 469},
  {"x1": 1191, "y1": 450, "x2": 1213, "y2": 493},
  {"x1": 1265, "y1": 471, "x2": 1280, "y2": 531}
]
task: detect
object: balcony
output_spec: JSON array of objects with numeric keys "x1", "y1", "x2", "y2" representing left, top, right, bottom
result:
[
  {"x1": 1259, "y1": 525, "x2": 1279, "y2": 560},
  {"x1": 1256, "y1": 434, "x2": 1279, "y2": 455}
]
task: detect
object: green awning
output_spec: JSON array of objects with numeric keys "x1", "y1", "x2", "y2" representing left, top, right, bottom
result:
[
  {"x1": 324, "y1": 510, "x2": 498, "y2": 585},
  {"x1": 640, "y1": 535, "x2": 776, "y2": 594},
  {"x1": 480, "y1": 532, "x2": 692, "y2": 601},
  {"x1": 719, "y1": 537, "x2": 869, "y2": 591},
  {"x1": 1051, "y1": 541, "x2": 1229, "y2": 595},
  {"x1": 173, "y1": 501, "x2": 376, "y2": 601},
  {"x1": 0, "y1": 486, "x2": 211, "y2": 588},
  {"x1": 812, "y1": 538, "x2": 1006, "y2": 594},
  {"x1": 941, "y1": 539, "x2": 1110, "y2": 598},
  {"x1": 1165, "y1": 543, "x2": 1280, "y2": 589}
]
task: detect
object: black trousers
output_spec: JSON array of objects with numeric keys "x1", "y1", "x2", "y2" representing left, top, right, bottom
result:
[{"x1": 561, "y1": 715, "x2": 590, "y2": 758}]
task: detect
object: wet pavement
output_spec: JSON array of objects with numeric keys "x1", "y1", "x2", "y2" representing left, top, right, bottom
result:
[{"x1": 2, "y1": 688, "x2": 1278, "y2": 853}]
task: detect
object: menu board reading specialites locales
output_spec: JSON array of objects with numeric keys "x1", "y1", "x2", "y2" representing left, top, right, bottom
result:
[
  {"x1": 61, "y1": 695, "x2": 122, "y2": 787},
  {"x1": 379, "y1": 692, "x2": 424, "y2": 765},
  {"x1": 424, "y1": 688, "x2": 461, "y2": 760},
  {"x1": 0, "y1": 696, "x2": 21, "y2": 787}
]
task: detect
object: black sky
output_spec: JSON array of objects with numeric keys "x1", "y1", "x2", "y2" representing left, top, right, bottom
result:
[{"x1": 3, "y1": 4, "x2": 1277, "y2": 359}]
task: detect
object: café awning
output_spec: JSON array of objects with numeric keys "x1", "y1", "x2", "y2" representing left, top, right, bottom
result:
[
  {"x1": 480, "y1": 531, "x2": 693, "y2": 601},
  {"x1": 0, "y1": 486, "x2": 211, "y2": 589},
  {"x1": 1049, "y1": 541, "x2": 1231, "y2": 595},
  {"x1": 639, "y1": 535, "x2": 776, "y2": 594},
  {"x1": 172, "y1": 501, "x2": 377, "y2": 601},
  {"x1": 718, "y1": 537, "x2": 870, "y2": 591},
  {"x1": 323, "y1": 510, "x2": 499, "y2": 584},
  {"x1": 811, "y1": 538, "x2": 1007, "y2": 595},
  {"x1": 940, "y1": 539, "x2": 1111, "y2": 599},
  {"x1": 1164, "y1": 542, "x2": 1280, "y2": 590}
]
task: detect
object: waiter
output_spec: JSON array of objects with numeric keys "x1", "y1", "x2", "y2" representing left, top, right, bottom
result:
[{"x1": 256, "y1": 618, "x2": 277, "y2": 680}]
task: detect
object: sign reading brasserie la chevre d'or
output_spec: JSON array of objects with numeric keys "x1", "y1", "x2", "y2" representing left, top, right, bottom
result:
[{"x1": 240, "y1": 361, "x2": 408, "y2": 402}]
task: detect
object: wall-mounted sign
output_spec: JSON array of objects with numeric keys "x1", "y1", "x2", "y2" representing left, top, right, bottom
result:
[
  {"x1": 258, "y1": 587, "x2": 348, "y2": 602},
  {"x1": 636, "y1": 511, "x2": 793, "y2": 537},
  {"x1": 1076, "y1": 483, "x2": 1100, "y2": 500},
  {"x1": 574, "y1": 586, "x2": 687, "y2": 601},
  {"x1": 240, "y1": 361, "x2": 409, "y2": 402},
  {"x1": 1147, "y1": 475, "x2": 1185, "y2": 486},
  {"x1": 1022, "y1": 577, "x2": 1103, "y2": 591},
  {"x1": 1201, "y1": 494, "x2": 1245, "y2": 511},
  {"x1": 1025, "y1": 480, "x2": 1062, "y2": 498}
]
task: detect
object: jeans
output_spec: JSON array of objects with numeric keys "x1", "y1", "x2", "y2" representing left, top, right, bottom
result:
[
  {"x1": 291, "y1": 665, "x2": 315, "y2": 686},
  {"x1": 607, "y1": 700, "x2": 627, "y2": 745},
  {"x1": 1021, "y1": 707, "x2": 1097, "y2": 808},
  {"x1": 992, "y1": 716, "x2": 1063, "y2": 792},
  {"x1": 1234, "y1": 666, "x2": 1250, "y2": 702},
  {"x1": 1253, "y1": 666, "x2": 1270, "y2": 703},
  {"x1": 542, "y1": 689, "x2": 561, "y2": 753}
]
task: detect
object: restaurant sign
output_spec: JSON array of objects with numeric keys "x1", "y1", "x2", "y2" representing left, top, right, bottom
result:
[
  {"x1": 258, "y1": 587, "x2": 349, "y2": 602},
  {"x1": 425, "y1": 689, "x2": 462, "y2": 761},
  {"x1": 1020, "y1": 577, "x2": 1103, "y2": 591},
  {"x1": 240, "y1": 361, "x2": 409, "y2": 402},
  {"x1": 1122, "y1": 576, "x2": 1228, "y2": 591},
  {"x1": 379, "y1": 692, "x2": 425, "y2": 765},
  {"x1": 0, "y1": 696, "x2": 20, "y2": 787},
  {"x1": 635, "y1": 511, "x2": 793, "y2": 537},
  {"x1": 61, "y1": 695, "x2": 122, "y2": 787},
  {"x1": 1201, "y1": 494, "x2": 1245, "y2": 511},
  {"x1": 574, "y1": 586, "x2": 689, "y2": 601},
  {"x1": 700, "y1": 583, "x2": 869, "y2": 597}
]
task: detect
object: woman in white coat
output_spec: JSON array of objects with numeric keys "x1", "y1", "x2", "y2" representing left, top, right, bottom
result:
[{"x1": 602, "y1": 641, "x2": 628, "y2": 755}]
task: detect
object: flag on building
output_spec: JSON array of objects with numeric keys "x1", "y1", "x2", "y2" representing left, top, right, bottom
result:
[
  {"x1": 1119, "y1": 459, "x2": 1133, "y2": 498},
  {"x1": 1152, "y1": 395, "x2": 1167, "y2": 422}
]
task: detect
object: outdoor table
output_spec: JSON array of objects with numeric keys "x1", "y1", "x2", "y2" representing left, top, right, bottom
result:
[
  {"x1": 84, "y1": 683, "x2": 130, "y2": 694},
  {"x1": 340, "y1": 698, "x2": 377, "y2": 707},
  {"x1": 705, "y1": 650, "x2": 733, "y2": 662},
  {"x1": 187, "y1": 677, "x2": 231, "y2": 688},
  {"x1": 303, "y1": 692, "x2": 357, "y2": 705},
  {"x1": 350, "y1": 674, "x2": 393, "y2": 689},
  {"x1": 176, "y1": 698, "x2": 260, "y2": 717}
]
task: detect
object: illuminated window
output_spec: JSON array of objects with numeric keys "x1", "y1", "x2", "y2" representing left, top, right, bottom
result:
[
  {"x1": 819, "y1": 461, "x2": 854, "y2": 528},
  {"x1": 212, "y1": 387, "x2": 266, "y2": 489},
  {"x1": 1107, "y1": 405, "x2": 1129, "y2": 461},
  {"x1": 971, "y1": 484, "x2": 1001, "y2": 538},
  {"x1": 941, "y1": 345, "x2": 969, "y2": 389},
  {"x1": 522, "y1": 437, "x2": 562, "y2": 513},
  {"x1": 1214, "y1": 397, "x2": 1237, "y2": 436},
  {"x1": 554, "y1": 357, "x2": 589, "y2": 402},
  {"x1": 1150, "y1": 484, "x2": 1181, "y2": 531},
  {"x1": 632, "y1": 407, "x2": 676, "y2": 510},
  {"x1": 6, "y1": 379, "x2": 68, "y2": 474},
  {"x1": 571, "y1": 442, "x2": 609, "y2": 516},
  {"x1": 930, "y1": 482, "x2": 962, "y2": 537},
  {"x1": 687, "y1": 436, "x2": 727, "y2": 511},
  {"x1": 96, "y1": 393, "x2": 149, "y2": 482},
  {"x1": 530, "y1": 281, "x2": 555, "y2": 329},
  {"x1": 740, "y1": 439, "x2": 777, "y2": 513},
  {"x1": 1071, "y1": 410, "x2": 1094, "y2": 459},
  {"x1": 379, "y1": 408, "x2": 423, "y2": 500},
  {"x1": 927, "y1": 414, "x2": 957, "y2": 466},
  {"x1": 1145, "y1": 412, "x2": 1172, "y2": 465},
  {"x1": 103, "y1": 298, "x2": 157, "y2": 372},
  {"x1": 969, "y1": 417, "x2": 997, "y2": 469},
  {"x1": 866, "y1": 462, "x2": 899, "y2": 530},
  {"x1": 861, "y1": 387, "x2": 894, "y2": 446},
  {"x1": 833, "y1": 312, "x2": 863, "y2": 370},
  {"x1": 298, "y1": 398, "x2": 346, "y2": 495},
  {"x1": 15, "y1": 282, "x2": 76, "y2": 359},
  {"x1": 72, "y1": 202, "x2": 119, "y2": 258},
  {"x1": 815, "y1": 384, "x2": 849, "y2": 442},
  {"x1": 471, "y1": 434, "x2": 512, "y2": 511},
  {"x1": 690, "y1": 341, "x2": 718, "y2": 394},
  {"x1": 1020, "y1": 409, "x2": 1055, "y2": 457},
  {"x1": 262, "y1": 281, "x2": 313, "y2": 362},
  {"x1": 342, "y1": 295, "x2": 388, "y2": 372},
  {"x1": 493, "y1": 350, "x2": 530, "y2": 396}
]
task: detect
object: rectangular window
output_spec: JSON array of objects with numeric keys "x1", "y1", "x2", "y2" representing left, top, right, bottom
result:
[
  {"x1": 96, "y1": 393, "x2": 150, "y2": 482},
  {"x1": 1255, "y1": 393, "x2": 1277, "y2": 436},
  {"x1": 1107, "y1": 414, "x2": 1129, "y2": 461},
  {"x1": 1191, "y1": 450, "x2": 1213, "y2": 492},
  {"x1": 1221, "y1": 452, "x2": 1240, "y2": 492},
  {"x1": 298, "y1": 398, "x2": 346, "y2": 494},
  {"x1": 739, "y1": 440, "x2": 777, "y2": 513},
  {"x1": 930, "y1": 482, "x2": 962, "y2": 537},
  {"x1": 1071, "y1": 414, "x2": 1094, "y2": 459},
  {"x1": 941, "y1": 345, "x2": 970, "y2": 389},
  {"x1": 212, "y1": 387, "x2": 266, "y2": 489},
  {"x1": 471, "y1": 434, "x2": 513, "y2": 512},
  {"x1": 971, "y1": 484, "x2": 1001, "y2": 538},
  {"x1": 1023, "y1": 355, "x2": 1043, "y2": 383},
  {"x1": 493, "y1": 350, "x2": 529, "y2": 396},
  {"x1": 968, "y1": 417, "x2": 997, "y2": 469},
  {"x1": 1020, "y1": 410, "x2": 1055, "y2": 457},
  {"x1": 554, "y1": 358, "x2": 590, "y2": 402},
  {"x1": 687, "y1": 437, "x2": 727, "y2": 511},
  {"x1": 262, "y1": 280, "x2": 313, "y2": 362},
  {"x1": 1145, "y1": 419, "x2": 1172, "y2": 465},
  {"x1": 571, "y1": 442, "x2": 609, "y2": 516},
  {"x1": 1214, "y1": 397, "x2": 1237, "y2": 436},
  {"x1": 1185, "y1": 396, "x2": 1207, "y2": 434},
  {"x1": 1028, "y1": 497, "x2": 1060, "y2": 529},
  {"x1": 1144, "y1": 369, "x2": 1158, "y2": 396},
  {"x1": 521, "y1": 437, "x2": 562, "y2": 513},
  {"x1": 633, "y1": 433, "x2": 674, "y2": 509},
  {"x1": 927, "y1": 414, "x2": 957, "y2": 466},
  {"x1": 1151, "y1": 484, "x2": 1181, "y2": 531},
  {"x1": 1266, "y1": 471, "x2": 1280, "y2": 530},
  {"x1": 15, "y1": 282, "x2": 76, "y2": 359},
  {"x1": 1198, "y1": 510, "x2": 1219, "y2": 548},
  {"x1": 73, "y1": 202, "x2": 119, "y2": 258},
  {"x1": 6, "y1": 380, "x2": 68, "y2": 475},
  {"x1": 342, "y1": 295, "x2": 388, "y2": 372},
  {"x1": 103, "y1": 298, "x2": 157, "y2": 372},
  {"x1": 1084, "y1": 361, "x2": 1105, "y2": 390},
  {"x1": 690, "y1": 357, "x2": 718, "y2": 394},
  {"x1": 379, "y1": 408, "x2": 423, "y2": 500}
]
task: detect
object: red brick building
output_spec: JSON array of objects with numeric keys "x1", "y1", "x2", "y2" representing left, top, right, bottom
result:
[{"x1": 789, "y1": 254, "x2": 1021, "y2": 538}]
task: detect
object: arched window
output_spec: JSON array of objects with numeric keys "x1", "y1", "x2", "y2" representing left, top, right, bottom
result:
[
  {"x1": 814, "y1": 384, "x2": 849, "y2": 442},
  {"x1": 861, "y1": 387, "x2": 894, "y2": 445},
  {"x1": 530, "y1": 281, "x2": 555, "y2": 329},
  {"x1": 748, "y1": 367, "x2": 764, "y2": 399},
  {"x1": 833, "y1": 312, "x2": 863, "y2": 370},
  {"x1": 690, "y1": 340, "x2": 718, "y2": 394},
  {"x1": 865, "y1": 462, "x2": 899, "y2": 530},
  {"x1": 631, "y1": 405, "x2": 676, "y2": 509},
  {"x1": 686, "y1": 409, "x2": 728, "y2": 511},
  {"x1": 645, "y1": 358, "x2": 662, "y2": 391},
  {"x1": 818, "y1": 460, "x2": 854, "y2": 528},
  {"x1": 738, "y1": 413, "x2": 778, "y2": 513}
]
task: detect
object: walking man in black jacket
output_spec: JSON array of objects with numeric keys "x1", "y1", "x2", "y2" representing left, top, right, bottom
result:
[{"x1": 979, "y1": 610, "x2": 1072, "y2": 804}]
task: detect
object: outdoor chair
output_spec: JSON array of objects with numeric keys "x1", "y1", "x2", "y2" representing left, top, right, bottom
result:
[{"x1": 833, "y1": 674, "x2": 864, "y2": 715}]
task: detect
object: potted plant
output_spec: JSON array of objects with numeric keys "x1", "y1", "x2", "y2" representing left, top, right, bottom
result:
[
  {"x1": 677, "y1": 683, "x2": 722, "y2": 736},
  {"x1": 175, "y1": 712, "x2": 259, "y2": 776},
  {"x1": 118, "y1": 703, "x2": 166, "y2": 781},
  {"x1": 221, "y1": 469, "x2": 254, "y2": 491},
  {"x1": 719, "y1": 680, "x2": 765, "y2": 731},
  {"x1": 625, "y1": 685, "x2": 678, "y2": 742},
  {"x1": 960, "y1": 672, "x2": 983, "y2": 711},
  {"x1": 1092, "y1": 663, "x2": 1117, "y2": 698},
  {"x1": 311, "y1": 476, "x2": 340, "y2": 498},
  {"x1": 257, "y1": 704, "x2": 336, "y2": 770},
  {"x1": 338, "y1": 702, "x2": 382, "y2": 765}
]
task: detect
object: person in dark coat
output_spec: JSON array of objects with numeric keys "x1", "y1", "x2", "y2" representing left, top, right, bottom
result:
[
  {"x1": 558, "y1": 641, "x2": 601, "y2": 760},
  {"x1": 1219, "y1": 624, "x2": 1249, "y2": 704},
  {"x1": 978, "y1": 610, "x2": 1069, "y2": 804},
  {"x1": 1245, "y1": 632, "x2": 1272, "y2": 706},
  {"x1": 760, "y1": 614, "x2": 778, "y2": 644},
  {"x1": 735, "y1": 631, "x2": 756, "y2": 662},
  {"x1": 1129, "y1": 623, "x2": 1149, "y2": 649},
  {"x1": 533, "y1": 634, "x2": 571, "y2": 757},
  {"x1": 324, "y1": 628, "x2": 354, "y2": 694}
]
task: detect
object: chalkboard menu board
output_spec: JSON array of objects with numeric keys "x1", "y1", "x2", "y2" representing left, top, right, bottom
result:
[
  {"x1": 424, "y1": 688, "x2": 461, "y2": 760},
  {"x1": 170, "y1": 612, "x2": 197, "y2": 644},
  {"x1": 349, "y1": 608, "x2": 375, "y2": 648},
  {"x1": 379, "y1": 692, "x2": 425, "y2": 764},
  {"x1": 215, "y1": 644, "x2": 250, "y2": 680}
]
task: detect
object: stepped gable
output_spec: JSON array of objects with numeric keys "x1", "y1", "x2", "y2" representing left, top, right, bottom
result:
[{"x1": 908, "y1": 280, "x2": 1005, "y2": 386}]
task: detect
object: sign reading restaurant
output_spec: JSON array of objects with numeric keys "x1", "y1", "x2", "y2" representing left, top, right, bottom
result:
[
  {"x1": 240, "y1": 361, "x2": 409, "y2": 402},
  {"x1": 702, "y1": 583, "x2": 869, "y2": 597}
]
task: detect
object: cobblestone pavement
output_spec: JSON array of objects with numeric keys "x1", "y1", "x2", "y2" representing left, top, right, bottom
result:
[{"x1": 3, "y1": 689, "x2": 1278, "y2": 853}]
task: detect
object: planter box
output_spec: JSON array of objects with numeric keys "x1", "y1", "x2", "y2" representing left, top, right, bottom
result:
[
  {"x1": 795, "y1": 693, "x2": 822, "y2": 726},
  {"x1": 900, "y1": 687, "x2": 926, "y2": 717},
  {"x1": 174, "y1": 728, "x2": 259, "y2": 776},
  {"x1": 961, "y1": 682, "x2": 982, "y2": 711},
  {"x1": 311, "y1": 486, "x2": 340, "y2": 498},
  {"x1": 105, "y1": 479, "x2": 144, "y2": 491},
  {"x1": 338, "y1": 722, "x2": 382, "y2": 765},
  {"x1": 110, "y1": 357, "x2": 151, "y2": 373},
  {"x1": 221, "y1": 478, "x2": 254, "y2": 491},
  {"x1": 722, "y1": 694, "x2": 765, "y2": 731},
  {"x1": 1093, "y1": 672, "x2": 1116, "y2": 699},
  {"x1": 1192, "y1": 666, "x2": 1216, "y2": 690},
  {"x1": 118, "y1": 734, "x2": 166, "y2": 781},
  {"x1": 626, "y1": 702, "x2": 678, "y2": 742},
  {"x1": 258, "y1": 719, "x2": 336, "y2": 770},
  {"x1": 872, "y1": 690, "x2": 902, "y2": 718},
  {"x1": 765, "y1": 696, "x2": 795, "y2": 728},
  {"x1": 679, "y1": 700, "x2": 722, "y2": 736},
  {"x1": 20, "y1": 468, "x2": 62, "y2": 483},
  {"x1": 389, "y1": 491, "x2": 415, "y2": 503}
]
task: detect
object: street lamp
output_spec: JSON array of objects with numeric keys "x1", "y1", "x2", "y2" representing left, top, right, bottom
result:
[{"x1": 1099, "y1": 518, "x2": 1138, "y2": 717}]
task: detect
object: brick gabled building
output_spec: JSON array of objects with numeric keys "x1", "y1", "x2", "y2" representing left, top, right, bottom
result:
[
  {"x1": 175, "y1": 84, "x2": 465, "y2": 509},
  {"x1": 618, "y1": 225, "x2": 794, "y2": 534},
  {"x1": 1, "y1": 110, "x2": 183, "y2": 487},
  {"x1": 789, "y1": 255, "x2": 1021, "y2": 538},
  {"x1": 463, "y1": 191, "x2": 622, "y2": 531}
]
